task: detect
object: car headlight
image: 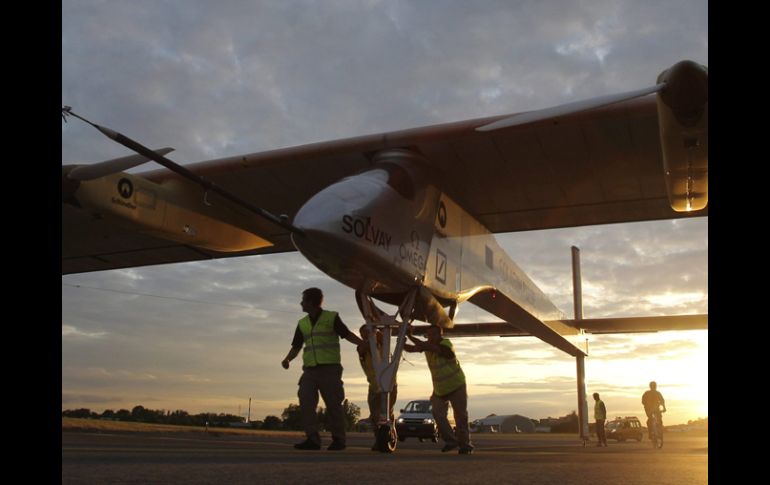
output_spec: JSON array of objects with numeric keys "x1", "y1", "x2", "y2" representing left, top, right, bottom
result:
[
  {"x1": 423, "y1": 418, "x2": 434, "y2": 424},
  {"x1": 397, "y1": 418, "x2": 404, "y2": 424}
]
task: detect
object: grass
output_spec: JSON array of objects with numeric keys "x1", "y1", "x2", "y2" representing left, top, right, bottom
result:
[{"x1": 62, "y1": 417, "x2": 304, "y2": 437}]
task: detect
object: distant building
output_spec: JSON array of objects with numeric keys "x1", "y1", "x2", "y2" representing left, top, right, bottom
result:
[{"x1": 472, "y1": 414, "x2": 536, "y2": 433}]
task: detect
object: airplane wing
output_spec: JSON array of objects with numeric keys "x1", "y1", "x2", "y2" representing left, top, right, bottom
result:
[
  {"x1": 411, "y1": 314, "x2": 708, "y2": 337},
  {"x1": 63, "y1": 63, "x2": 707, "y2": 274}
]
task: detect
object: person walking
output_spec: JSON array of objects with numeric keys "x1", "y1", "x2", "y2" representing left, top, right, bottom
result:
[{"x1": 281, "y1": 288, "x2": 365, "y2": 450}]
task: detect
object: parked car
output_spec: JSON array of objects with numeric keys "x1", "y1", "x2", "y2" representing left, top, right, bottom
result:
[
  {"x1": 395, "y1": 399, "x2": 454, "y2": 442},
  {"x1": 605, "y1": 416, "x2": 643, "y2": 442}
]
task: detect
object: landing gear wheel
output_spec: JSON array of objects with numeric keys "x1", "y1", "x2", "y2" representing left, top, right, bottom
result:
[{"x1": 376, "y1": 425, "x2": 397, "y2": 453}]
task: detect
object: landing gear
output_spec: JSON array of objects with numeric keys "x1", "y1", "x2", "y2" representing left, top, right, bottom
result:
[
  {"x1": 376, "y1": 425, "x2": 397, "y2": 453},
  {"x1": 357, "y1": 287, "x2": 419, "y2": 454}
]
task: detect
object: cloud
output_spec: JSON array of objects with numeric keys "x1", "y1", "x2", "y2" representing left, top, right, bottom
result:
[
  {"x1": 62, "y1": 325, "x2": 107, "y2": 339},
  {"x1": 62, "y1": 0, "x2": 708, "y2": 424}
]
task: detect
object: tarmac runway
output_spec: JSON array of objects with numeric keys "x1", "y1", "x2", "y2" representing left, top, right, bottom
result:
[{"x1": 62, "y1": 430, "x2": 708, "y2": 484}]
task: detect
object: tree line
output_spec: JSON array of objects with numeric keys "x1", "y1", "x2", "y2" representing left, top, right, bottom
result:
[{"x1": 62, "y1": 399, "x2": 361, "y2": 431}]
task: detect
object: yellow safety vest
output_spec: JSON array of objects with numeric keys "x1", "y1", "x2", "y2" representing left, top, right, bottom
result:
[
  {"x1": 425, "y1": 339, "x2": 466, "y2": 397},
  {"x1": 595, "y1": 400, "x2": 606, "y2": 420},
  {"x1": 299, "y1": 310, "x2": 341, "y2": 367}
]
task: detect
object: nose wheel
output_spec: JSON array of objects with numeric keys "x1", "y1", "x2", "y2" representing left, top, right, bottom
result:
[{"x1": 376, "y1": 424, "x2": 397, "y2": 453}]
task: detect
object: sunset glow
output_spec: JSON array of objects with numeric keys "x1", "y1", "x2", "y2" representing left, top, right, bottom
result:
[{"x1": 62, "y1": 1, "x2": 707, "y2": 427}]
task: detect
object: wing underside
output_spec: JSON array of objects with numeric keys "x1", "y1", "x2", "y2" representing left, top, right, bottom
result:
[{"x1": 63, "y1": 93, "x2": 706, "y2": 274}]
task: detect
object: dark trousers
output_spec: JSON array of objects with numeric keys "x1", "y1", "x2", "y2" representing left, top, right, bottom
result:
[
  {"x1": 596, "y1": 419, "x2": 607, "y2": 445},
  {"x1": 298, "y1": 364, "x2": 346, "y2": 444},
  {"x1": 431, "y1": 384, "x2": 471, "y2": 448}
]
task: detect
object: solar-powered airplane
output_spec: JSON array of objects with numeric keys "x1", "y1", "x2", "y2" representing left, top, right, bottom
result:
[{"x1": 62, "y1": 59, "x2": 708, "y2": 452}]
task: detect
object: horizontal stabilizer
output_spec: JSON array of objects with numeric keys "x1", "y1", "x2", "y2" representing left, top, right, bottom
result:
[
  {"x1": 411, "y1": 322, "x2": 529, "y2": 337},
  {"x1": 411, "y1": 314, "x2": 707, "y2": 338},
  {"x1": 562, "y1": 314, "x2": 707, "y2": 334}
]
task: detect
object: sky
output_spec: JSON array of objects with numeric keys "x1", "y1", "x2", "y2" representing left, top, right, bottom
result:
[{"x1": 62, "y1": 0, "x2": 708, "y2": 426}]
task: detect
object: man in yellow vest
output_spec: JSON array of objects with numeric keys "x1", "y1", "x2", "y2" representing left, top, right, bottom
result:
[
  {"x1": 404, "y1": 325, "x2": 474, "y2": 454},
  {"x1": 593, "y1": 392, "x2": 608, "y2": 447},
  {"x1": 281, "y1": 288, "x2": 365, "y2": 450},
  {"x1": 358, "y1": 325, "x2": 398, "y2": 450}
]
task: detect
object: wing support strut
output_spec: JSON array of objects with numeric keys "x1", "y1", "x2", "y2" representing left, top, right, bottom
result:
[
  {"x1": 356, "y1": 287, "x2": 418, "y2": 453},
  {"x1": 62, "y1": 107, "x2": 303, "y2": 236},
  {"x1": 573, "y1": 246, "x2": 590, "y2": 446}
]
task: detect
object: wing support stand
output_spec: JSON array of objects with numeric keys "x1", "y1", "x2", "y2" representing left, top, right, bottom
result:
[
  {"x1": 356, "y1": 287, "x2": 418, "y2": 453},
  {"x1": 572, "y1": 246, "x2": 590, "y2": 446}
]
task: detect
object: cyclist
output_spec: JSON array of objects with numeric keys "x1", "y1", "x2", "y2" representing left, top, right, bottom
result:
[{"x1": 642, "y1": 381, "x2": 666, "y2": 441}]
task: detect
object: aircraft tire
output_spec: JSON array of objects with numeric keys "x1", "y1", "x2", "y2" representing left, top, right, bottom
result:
[{"x1": 376, "y1": 425, "x2": 397, "y2": 453}]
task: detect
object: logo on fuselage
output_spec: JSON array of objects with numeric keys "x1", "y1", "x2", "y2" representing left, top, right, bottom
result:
[
  {"x1": 435, "y1": 248, "x2": 447, "y2": 284},
  {"x1": 117, "y1": 178, "x2": 134, "y2": 199},
  {"x1": 341, "y1": 214, "x2": 392, "y2": 251},
  {"x1": 437, "y1": 201, "x2": 447, "y2": 228},
  {"x1": 399, "y1": 230, "x2": 427, "y2": 271}
]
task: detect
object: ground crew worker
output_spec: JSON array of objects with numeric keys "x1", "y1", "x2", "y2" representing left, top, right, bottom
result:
[
  {"x1": 281, "y1": 288, "x2": 365, "y2": 451},
  {"x1": 593, "y1": 392, "x2": 608, "y2": 447},
  {"x1": 359, "y1": 325, "x2": 398, "y2": 450},
  {"x1": 404, "y1": 324, "x2": 474, "y2": 454}
]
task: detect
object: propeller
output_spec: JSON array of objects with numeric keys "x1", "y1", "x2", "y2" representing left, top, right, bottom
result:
[
  {"x1": 475, "y1": 83, "x2": 664, "y2": 132},
  {"x1": 67, "y1": 147, "x2": 175, "y2": 181}
]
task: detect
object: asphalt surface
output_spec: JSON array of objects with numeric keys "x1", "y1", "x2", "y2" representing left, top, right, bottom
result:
[{"x1": 62, "y1": 430, "x2": 708, "y2": 484}]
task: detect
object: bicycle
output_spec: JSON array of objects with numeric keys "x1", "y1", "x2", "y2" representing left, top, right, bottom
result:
[{"x1": 648, "y1": 408, "x2": 664, "y2": 449}]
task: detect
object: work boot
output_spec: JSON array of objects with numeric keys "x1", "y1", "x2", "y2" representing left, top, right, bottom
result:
[
  {"x1": 293, "y1": 439, "x2": 321, "y2": 450},
  {"x1": 441, "y1": 443, "x2": 458, "y2": 453}
]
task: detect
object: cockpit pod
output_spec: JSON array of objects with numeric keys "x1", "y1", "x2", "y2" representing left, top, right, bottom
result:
[{"x1": 291, "y1": 149, "x2": 439, "y2": 295}]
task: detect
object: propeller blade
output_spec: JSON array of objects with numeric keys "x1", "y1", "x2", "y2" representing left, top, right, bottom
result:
[
  {"x1": 67, "y1": 147, "x2": 175, "y2": 181},
  {"x1": 476, "y1": 84, "x2": 664, "y2": 132}
]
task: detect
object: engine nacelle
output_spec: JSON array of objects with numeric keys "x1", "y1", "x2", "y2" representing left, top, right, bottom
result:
[
  {"x1": 656, "y1": 60, "x2": 708, "y2": 212},
  {"x1": 67, "y1": 169, "x2": 272, "y2": 252}
]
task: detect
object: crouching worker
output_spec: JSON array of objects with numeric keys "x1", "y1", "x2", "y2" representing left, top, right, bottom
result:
[{"x1": 404, "y1": 324, "x2": 474, "y2": 454}]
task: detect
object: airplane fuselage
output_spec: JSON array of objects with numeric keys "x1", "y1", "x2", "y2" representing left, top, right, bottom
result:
[{"x1": 291, "y1": 149, "x2": 564, "y2": 323}]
